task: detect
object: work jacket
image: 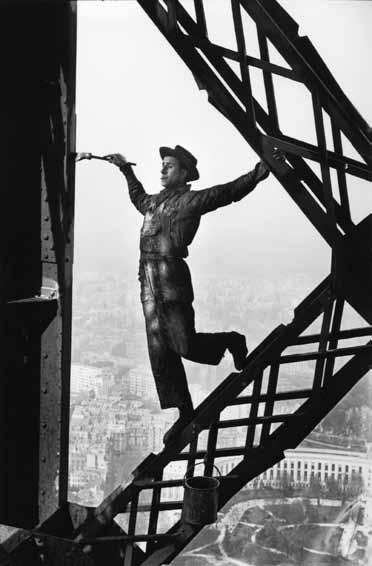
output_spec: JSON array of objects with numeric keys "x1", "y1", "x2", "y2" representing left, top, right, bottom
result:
[{"x1": 121, "y1": 162, "x2": 269, "y2": 302}]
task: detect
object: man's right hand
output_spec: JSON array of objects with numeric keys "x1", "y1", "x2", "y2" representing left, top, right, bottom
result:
[{"x1": 103, "y1": 153, "x2": 128, "y2": 168}]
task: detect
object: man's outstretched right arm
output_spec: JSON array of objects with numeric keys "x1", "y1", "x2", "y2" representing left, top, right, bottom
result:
[{"x1": 104, "y1": 153, "x2": 151, "y2": 215}]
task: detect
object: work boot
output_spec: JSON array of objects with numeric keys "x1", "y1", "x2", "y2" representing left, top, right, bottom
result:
[
  {"x1": 163, "y1": 401, "x2": 194, "y2": 444},
  {"x1": 227, "y1": 331, "x2": 248, "y2": 371}
]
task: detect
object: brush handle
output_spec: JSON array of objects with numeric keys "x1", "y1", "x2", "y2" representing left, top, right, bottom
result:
[{"x1": 75, "y1": 153, "x2": 136, "y2": 166}]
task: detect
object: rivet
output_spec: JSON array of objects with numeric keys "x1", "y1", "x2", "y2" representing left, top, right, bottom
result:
[
  {"x1": 43, "y1": 354, "x2": 48, "y2": 359},
  {"x1": 41, "y1": 457, "x2": 46, "y2": 463},
  {"x1": 43, "y1": 235, "x2": 49, "y2": 241},
  {"x1": 44, "y1": 216, "x2": 49, "y2": 222},
  {"x1": 43, "y1": 388, "x2": 48, "y2": 394},
  {"x1": 42, "y1": 423, "x2": 47, "y2": 429}
]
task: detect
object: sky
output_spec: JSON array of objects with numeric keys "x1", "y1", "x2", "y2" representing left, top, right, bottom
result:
[{"x1": 74, "y1": 0, "x2": 372, "y2": 287}]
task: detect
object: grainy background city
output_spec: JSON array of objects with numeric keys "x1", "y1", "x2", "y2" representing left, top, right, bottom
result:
[{"x1": 69, "y1": 1, "x2": 372, "y2": 564}]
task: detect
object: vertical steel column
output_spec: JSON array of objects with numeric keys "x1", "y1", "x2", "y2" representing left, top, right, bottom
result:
[
  {"x1": 204, "y1": 414, "x2": 219, "y2": 476},
  {"x1": 244, "y1": 371, "x2": 263, "y2": 451},
  {"x1": 257, "y1": 28, "x2": 279, "y2": 133},
  {"x1": 331, "y1": 121, "x2": 352, "y2": 225},
  {"x1": 194, "y1": 0, "x2": 207, "y2": 37},
  {"x1": 312, "y1": 93, "x2": 337, "y2": 231},
  {"x1": 260, "y1": 363, "x2": 279, "y2": 442},
  {"x1": 312, "y1": 296, "x2": 334, "y2": 391},
  {"x1": 166, "y1": 0, "x2": 177, "y2": 31},
  {"x1": 39, "y1": 1, "x2": 77, "y2": 522},
  {"x1": 323, "y1": 298, "x2": 344, "y2": 386},
  {"x1": 0, "y1": 1, "x2": 76, "y2": 527},
  {"x1": 231, "y1": 0, "x2": 257, "y2": 130}
]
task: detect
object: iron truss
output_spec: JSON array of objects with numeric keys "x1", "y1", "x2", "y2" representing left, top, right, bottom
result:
[{"x1": 2, "y1": 1, "x2": 372, "y2": 564}]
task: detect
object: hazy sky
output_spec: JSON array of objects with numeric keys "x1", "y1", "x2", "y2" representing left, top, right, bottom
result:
[{"x1": 74, "y1": 0, "x2": 372, "y2": 286}]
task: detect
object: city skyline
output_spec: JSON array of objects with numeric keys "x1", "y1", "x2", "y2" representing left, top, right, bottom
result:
[
  {"x1": 69, "y1": 270, "x2": 372, "y2": 507},
  {"x1": 70, "y1": 2, "x2": 372, "y2": 563}
]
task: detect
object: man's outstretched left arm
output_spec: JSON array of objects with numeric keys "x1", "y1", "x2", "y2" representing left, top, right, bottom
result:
[{"x1": 187, "y1": 160, "x2": 270, "y2": 215}]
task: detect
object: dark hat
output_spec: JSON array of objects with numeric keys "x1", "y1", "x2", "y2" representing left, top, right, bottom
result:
[{"x1": 159, "y1": 145, "x2": 199, "y2": 182}]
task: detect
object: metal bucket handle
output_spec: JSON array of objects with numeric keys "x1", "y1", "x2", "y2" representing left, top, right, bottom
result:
[{"x1": 184, "y1": 462, "x2": 222, "y2": 483}]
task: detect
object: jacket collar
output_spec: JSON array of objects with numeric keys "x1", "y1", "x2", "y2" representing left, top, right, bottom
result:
[{"x1": 156, "y1": 184, "x2": 190, "y2": 206}]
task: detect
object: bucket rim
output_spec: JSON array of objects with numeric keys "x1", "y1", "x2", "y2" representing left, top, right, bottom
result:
[
  {"x1": 184, "y1": 475, "x2": 220, "y2": 490},
  {"x1": 184, "y1": 462, "x2": 222, "y2": 480}
]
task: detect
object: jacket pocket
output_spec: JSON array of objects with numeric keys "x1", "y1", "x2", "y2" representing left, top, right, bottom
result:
[{"x1": 141, "y1": 212, "x2": 161, "y2": 237}]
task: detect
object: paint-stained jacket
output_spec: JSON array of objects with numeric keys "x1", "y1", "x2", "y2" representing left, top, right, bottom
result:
[
  {"x1": 121, "y1": 162, "x2": 269, "y2": 302},
  {"x1": 122, "y1": 162, "x2": 268, "y2": 258}
]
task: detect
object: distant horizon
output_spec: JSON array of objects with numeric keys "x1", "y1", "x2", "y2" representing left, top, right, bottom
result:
[{"x1": 68, "y1": 2, "x2": 372, "y2": 549}]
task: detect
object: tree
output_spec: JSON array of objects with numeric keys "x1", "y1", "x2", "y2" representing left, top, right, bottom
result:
[
  {"x1": 346, "y1": 474, "x2": 364, "y2": 499},
  {"x1": 309, "y1": 476, "x2": 322, "y2": 505},
  {"x1": 278, "y1": 471, "x2": 294, "y2": 497},
  {"x1": 325, "y1": 476, "x2": 342, "y2": 499}
]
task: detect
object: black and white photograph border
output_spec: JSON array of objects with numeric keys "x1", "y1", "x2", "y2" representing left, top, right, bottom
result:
[{"x1": 1, "y1": 1, "x2": 372, "y2": 565}]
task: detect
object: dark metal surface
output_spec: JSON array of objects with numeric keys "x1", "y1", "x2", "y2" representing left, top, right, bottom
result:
[{"x1": 0, "y1": 0, "x2": 76, "y2": 528}]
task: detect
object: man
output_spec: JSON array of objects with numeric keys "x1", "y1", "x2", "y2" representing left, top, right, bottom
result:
[{"x1": 105, "y1": 146, "x2": 271, "y2": 442}]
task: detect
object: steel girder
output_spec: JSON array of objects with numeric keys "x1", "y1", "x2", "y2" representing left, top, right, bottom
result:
[
  {"x1": 3, "y1": 1, "x2": 372, "y2": 564},
  {"x1": 61, "y1": 1, "x2": 372, "y2": 564}
]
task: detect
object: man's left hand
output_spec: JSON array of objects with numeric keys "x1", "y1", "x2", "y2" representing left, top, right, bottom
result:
[
  {"x1": 257, "y1": 147, "x2": 286, "y2": 179},
  {"x1": 272, "y1": 147, "x2": 286, "y2": 164}
]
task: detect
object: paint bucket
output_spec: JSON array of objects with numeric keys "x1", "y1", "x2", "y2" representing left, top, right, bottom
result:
[{"x1": 181, "y1": 463, "x2": 221, "y2": 526}]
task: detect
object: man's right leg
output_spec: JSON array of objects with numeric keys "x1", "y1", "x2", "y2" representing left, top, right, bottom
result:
[
  {"x1": 142, "y1": 298, "x2": 193, "y2": 411},
  {"x1": 142, "y1": 299, "x2": 194, "y2": 443}
]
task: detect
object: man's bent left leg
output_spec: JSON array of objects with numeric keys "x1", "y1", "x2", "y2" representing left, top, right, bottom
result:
[{"x1": 162, "y1": 301, "x2": 244, "y2": 366}]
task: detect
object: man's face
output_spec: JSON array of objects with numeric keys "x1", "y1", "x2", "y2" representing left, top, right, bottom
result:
[{"x1": 160, "y1": 156, "x2": 187, "y2": 189}]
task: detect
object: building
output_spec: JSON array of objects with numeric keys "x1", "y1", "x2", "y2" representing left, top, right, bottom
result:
[
  {"x1": 129, "y1": 365, "x2": 157, "y2": 400},
  {"x1": 216, "y1": 445, "x2": 372, "y2": 494},
  {"x1": 71, "y1": 364, "x2": 104, "y2": 396}
]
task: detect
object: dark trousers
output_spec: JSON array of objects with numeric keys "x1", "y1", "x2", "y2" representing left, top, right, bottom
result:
[
  {"x1": 139, "y1": 258, "x2": 232, "y2": 410},
  {"x1": 142, "y1": 297, "x2": 231, "y2": 409}
]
